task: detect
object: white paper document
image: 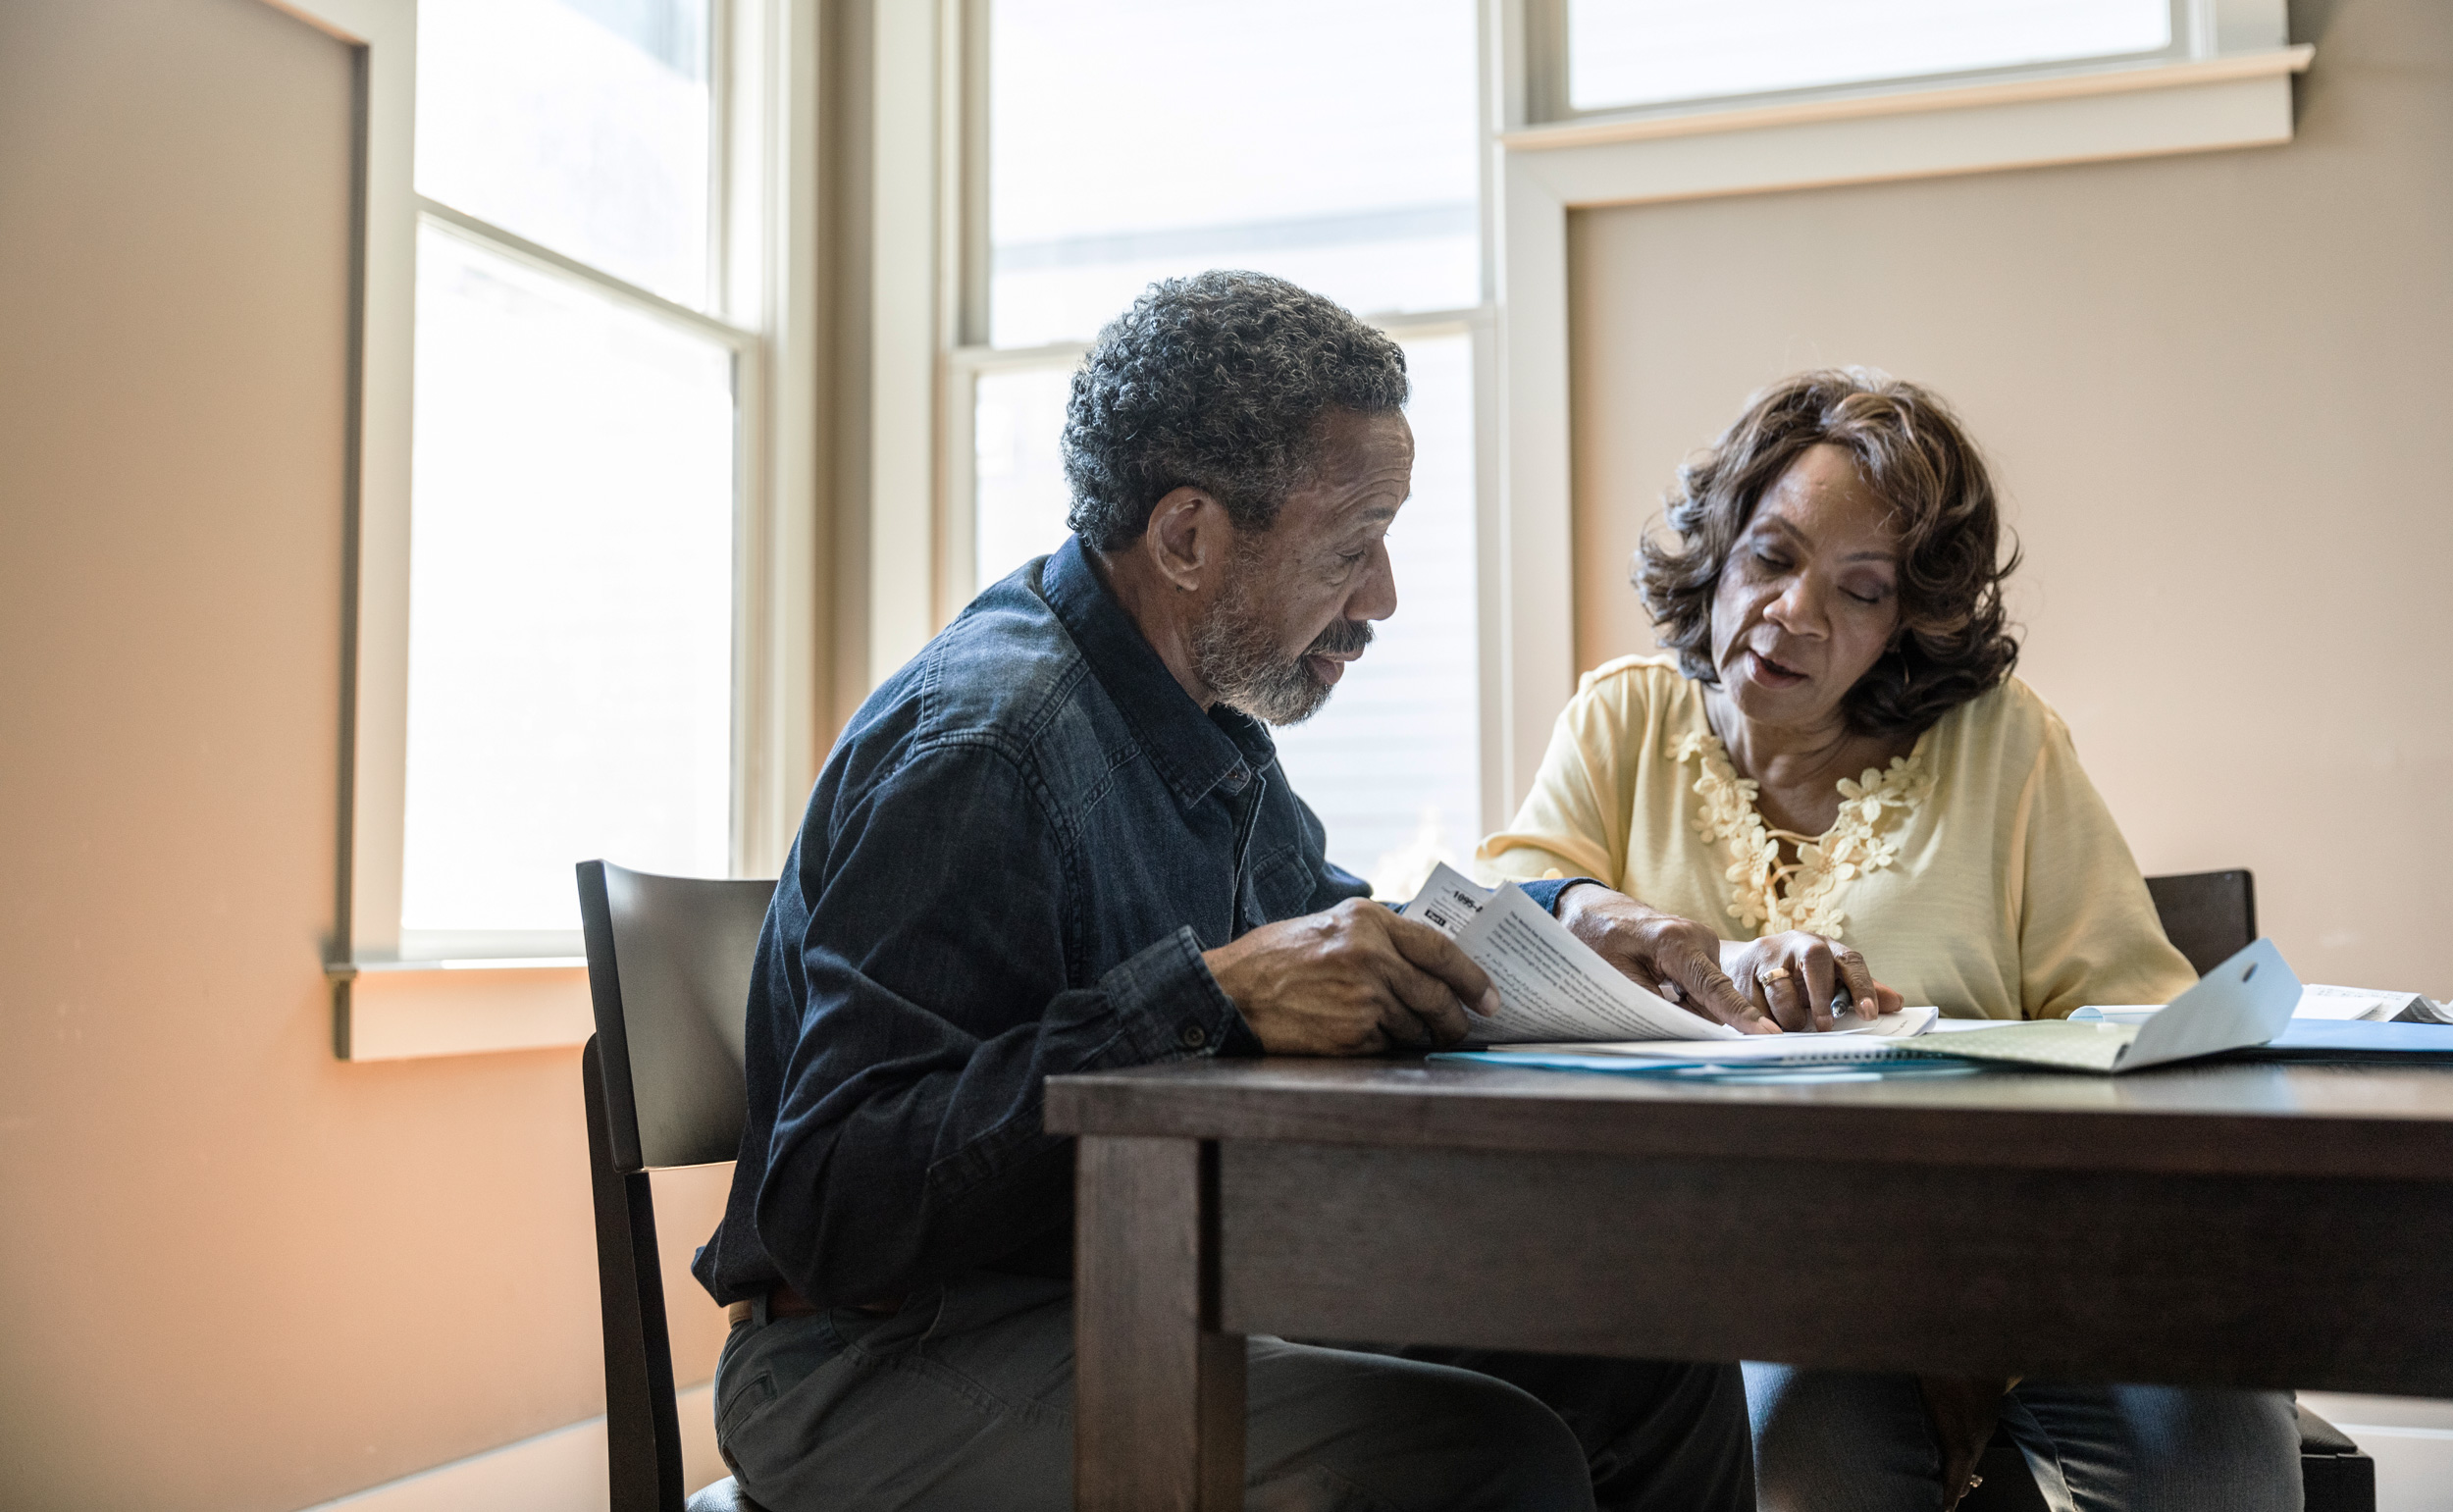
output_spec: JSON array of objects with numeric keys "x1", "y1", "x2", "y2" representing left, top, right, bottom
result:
[
  {"x1": 1526, "y1": 1005, "x2": 1941, "y2": 1056},
  {"x1": 1405, "y1": 863, "x2": 1739, "y2": 1045},
  {"x1": 1403, "y1": 863, "x2": 1948, "y2": 1049},
  {"x1": 1481, "y1": 1032, "x2": 1921, "y2": 1065},
  {"x1": 2081, "y1": 983, "x2": 2453, "y2": 1027},
  {"x1": 1906, "y1": 938, "x2": 2303, "y2": 1074},
  {"x1": 2289, "y1": 984, "x2": 2453, "y2": 1024}
]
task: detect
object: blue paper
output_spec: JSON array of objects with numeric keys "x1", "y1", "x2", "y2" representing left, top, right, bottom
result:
[
  {"x1": 1429, "y1": 1051, "x2": 1713, "y2": 1075},
  {"x1": 1427, "y1": 1051, "x2": 1984, "y2": 1082},
  {"x1": 2247, "y1": 1019, "x2": 2453, "y2": 1059}
]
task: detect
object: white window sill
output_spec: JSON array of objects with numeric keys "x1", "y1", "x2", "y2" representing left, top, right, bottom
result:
[
  {"x1": 328, "y1": 957, "x2": 594, "y2": 1062},
  {"x1": 1499, "y1": 46, "x2": 2314, "y2": 204}
]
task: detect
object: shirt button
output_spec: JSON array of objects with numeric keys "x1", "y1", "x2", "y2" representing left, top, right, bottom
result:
[
  {"x1": 1223, "y1": 764, "x2": 1249, "y2": 793},
  {"x1": 1177, "y1": 1022, "x2": 1209, "y2": 1050}
]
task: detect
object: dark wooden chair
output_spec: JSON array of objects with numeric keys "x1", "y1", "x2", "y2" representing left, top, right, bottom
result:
[
  {"x1": 2144, "y1": 868, "x2": 2259, "y2": 975},
  {"x1": 1959, "y1": 867, "x2": 2372, "y2": 1512},
  {"x1": 578, "y1": 860, "x2": 777, "y2": 1512}
]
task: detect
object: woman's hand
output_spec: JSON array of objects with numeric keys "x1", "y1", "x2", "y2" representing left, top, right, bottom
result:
[
  {"x1": 1919, "y1": 1376, "x2": 2012, "y2": 1509},
  {"x1": 1728, "y1": 931, "x2": 1903, "y2": 1031},
  {"x1": 1555, "y1": 884, "x2": 1780, "y2": 1034}
]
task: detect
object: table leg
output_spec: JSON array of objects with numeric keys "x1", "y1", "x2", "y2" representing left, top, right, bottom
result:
[{"x1": 1074, "y1": 1134, "x2": 1245, "y2": 1512}]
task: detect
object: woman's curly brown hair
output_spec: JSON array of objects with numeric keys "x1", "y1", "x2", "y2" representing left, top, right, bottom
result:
[{"x1": 1638, "y1": 369, "x2": 2020, "y2": 738}]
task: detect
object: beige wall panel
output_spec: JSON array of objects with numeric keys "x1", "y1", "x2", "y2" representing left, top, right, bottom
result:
[
  {"x1": 0, "y1": 1, "x2": 730, "y2": 1506},
  {"x1": 1567, "y1": 0, "x2": 2451, "y2": 996}
]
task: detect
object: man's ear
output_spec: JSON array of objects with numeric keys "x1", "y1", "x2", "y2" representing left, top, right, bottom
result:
[{"x1": 1143, "y1": 486, "x2": 1225, "y2": 593}]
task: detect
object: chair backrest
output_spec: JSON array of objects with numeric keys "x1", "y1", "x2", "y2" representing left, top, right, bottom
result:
[
  {"x1": 2143, "y1": 868, "x2": 2257, "y2": 978},
  {"x1": 575, "y1": 860, "x2": 775, "y2": 1512},
  {"x1": 580, "y1": 860, "x2": 772, "y2": 1173}
]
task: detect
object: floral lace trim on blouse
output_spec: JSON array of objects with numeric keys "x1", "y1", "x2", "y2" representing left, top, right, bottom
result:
[{"x1": 1670, "y1": 728, "x2": 1936, "y2": 941}]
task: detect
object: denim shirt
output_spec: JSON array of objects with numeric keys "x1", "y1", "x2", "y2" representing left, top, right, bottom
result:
[{"x1": 695, "y1": 536, "x2": 1573, "y2": 1306}]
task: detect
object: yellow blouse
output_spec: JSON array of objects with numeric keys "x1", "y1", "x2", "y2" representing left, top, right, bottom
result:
[{"x1": 1477, "y1": 656, "x2": 2194, "y2": 1020}]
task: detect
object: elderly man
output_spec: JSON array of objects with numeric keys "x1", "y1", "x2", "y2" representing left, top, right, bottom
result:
[{"x1": 695, "y1": 271, "x2": 1756, "y2": 1511}]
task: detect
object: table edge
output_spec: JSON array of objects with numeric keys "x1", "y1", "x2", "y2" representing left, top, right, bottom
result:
[{"x1": 1043, "y1": 1065, "x2": 2453, "y2": 1181}]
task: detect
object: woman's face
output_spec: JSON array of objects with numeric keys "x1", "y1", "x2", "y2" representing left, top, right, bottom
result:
[{"x1": 1706, "y1": 443, "x2": 1905, "y2": 734}]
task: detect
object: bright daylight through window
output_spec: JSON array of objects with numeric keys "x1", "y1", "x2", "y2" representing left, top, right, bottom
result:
[
  {"x1": 977, "y1": 0, "x2": 1484, "y2": 897},
  {"x1": 1563, "y1": 0, "x2": 2173, "y2": 113},
  {"x1": 402, "y1": 0, "x2": 741, "y2": 954}
]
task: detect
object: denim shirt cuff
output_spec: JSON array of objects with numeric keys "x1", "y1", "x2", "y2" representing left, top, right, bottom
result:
[
  {"x1": 1520, "y1": 876, "x2": 1601, "y2": 915},
  {"x1": 1100, "y1": 924, "x2": 1254, "y2": 1063}
]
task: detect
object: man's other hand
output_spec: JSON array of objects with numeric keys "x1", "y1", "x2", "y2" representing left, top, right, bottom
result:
[
  {"x1": 1203, "y1": 900, "x2": 1499, "y2": 1055},
  {"x1": 1554, "y1": 883, "x2": 1779, "y2": 1034}
]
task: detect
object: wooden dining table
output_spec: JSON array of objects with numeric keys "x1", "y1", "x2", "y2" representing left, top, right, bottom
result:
[{"x1": 1043, "y1": 1054, "x2": 2453, "y2": 1511}]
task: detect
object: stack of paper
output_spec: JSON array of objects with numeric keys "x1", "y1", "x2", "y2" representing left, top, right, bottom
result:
[
  {"x1": 2290, "y1": 984, "x2": 2453, "y2": 1024},
  {"x1": 1403, "y1": 864, "x2": 1938, "y2": 1056},
  {"x1": 2077, "y1": 983, "x2": 2453, "y2": 1028}
]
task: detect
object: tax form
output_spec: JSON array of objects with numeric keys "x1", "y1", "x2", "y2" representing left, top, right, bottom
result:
[{"x1": 1404, "y1": 864, "x2": 1740, "y2": 1045}]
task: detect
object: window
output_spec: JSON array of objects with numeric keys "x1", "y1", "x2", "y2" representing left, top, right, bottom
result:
[
  {"x1": 277, "y1": 0, "x2": 813, "y2": 1051},
  {"x1": 984, "y1": 0, "x2": 1482, "y2": 347},
  {"x1": 400, "y1": 225, "x2": 738, "y2": 949},
  {"x1": 961, "y1": 0, "x2": 1489, "y2": 897},
  {"x1": 1560, "y1": 0, "x2": 2176, "y2": 116},
  {"x1": 391, "y1": 0, "x2": 763, "y2": 958}
]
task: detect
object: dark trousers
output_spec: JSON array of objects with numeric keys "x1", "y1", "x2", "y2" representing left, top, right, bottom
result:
[{"x1": 716, "y1": 1270, "x2": 1754, "y2": 1511}]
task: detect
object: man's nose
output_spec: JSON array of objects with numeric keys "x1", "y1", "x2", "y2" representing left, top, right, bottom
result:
[{"x1": 1350, "y1": 538, "x2": 1398, "y2": 622}]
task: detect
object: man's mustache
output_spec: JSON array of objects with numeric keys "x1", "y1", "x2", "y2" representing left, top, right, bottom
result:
[{"x1": 1304, "y1": 619, "x2": 1374, "y2": 658}]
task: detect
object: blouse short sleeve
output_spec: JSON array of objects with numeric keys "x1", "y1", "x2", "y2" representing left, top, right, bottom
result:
[
  {"x1": 1476, "y1": 660, "x2": 1651, "y2": 887},
  {"x1": 2010, "y1": 711, "x2": 2199, "y2": 1018}
]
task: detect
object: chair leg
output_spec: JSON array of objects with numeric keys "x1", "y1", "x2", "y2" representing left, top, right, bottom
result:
[{"x1": 586, "y1": 1037, "x2": 686, "y2": 1512}]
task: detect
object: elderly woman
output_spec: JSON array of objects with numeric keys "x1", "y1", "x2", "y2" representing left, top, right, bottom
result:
[{"x1": 1479, "y1": 370, "x2": 2300, "y2": 1511}]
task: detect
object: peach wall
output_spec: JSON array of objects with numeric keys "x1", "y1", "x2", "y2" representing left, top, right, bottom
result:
[
  {"x1": 0, "y1": 1, "x2": 729, "y2": 1507},
  {"x1": 1565, "y1": 0, "x2": 2452, "y2": 997}
]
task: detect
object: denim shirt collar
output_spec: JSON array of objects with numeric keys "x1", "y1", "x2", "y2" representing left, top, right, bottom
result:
[{"x1": 1039, "y1": 535, "x2": 1276, "y2": 809}]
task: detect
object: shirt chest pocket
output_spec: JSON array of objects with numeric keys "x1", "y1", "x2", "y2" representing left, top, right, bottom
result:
[{"x1": 1243, "y1": 841, "x2": 1319, "y2": 926}]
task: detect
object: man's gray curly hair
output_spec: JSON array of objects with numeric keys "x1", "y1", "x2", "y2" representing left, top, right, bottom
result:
[{"x1": 1062, "y1": 271, "x2": 1410, "y2": 552}]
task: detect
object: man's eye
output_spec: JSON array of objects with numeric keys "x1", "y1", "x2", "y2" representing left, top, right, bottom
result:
[{"x1": 1753, "y1": 551, "x2": 1790, "y2": 570}]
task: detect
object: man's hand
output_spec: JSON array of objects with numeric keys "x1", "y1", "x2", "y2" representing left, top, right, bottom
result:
[
  {"x1": 1203, "y1": 899, "x2": 1499, "y2": 1055},
  {"x1": 1729, "y1": 931, "x2": 1905, "y2": 1032},
  {"x1": 1554, "y1": 883, "x2": 1779, "y2": 1034}
]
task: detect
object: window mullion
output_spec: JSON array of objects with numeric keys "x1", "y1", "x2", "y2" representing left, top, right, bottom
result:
[{"x1": 416, "y1": 195, "x2": 755, "y2": 352}]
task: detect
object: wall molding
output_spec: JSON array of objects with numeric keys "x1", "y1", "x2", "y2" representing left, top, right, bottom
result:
[
  {"x1": 293, "y1": 1383, "x2": 722, "y2": 1512},
  {"x1": 332, "y1": 959, "x2": 592, "y2": 1061},
  {"x1": 1501, "y1": 46, "x2": 2312, "y2": 153}
]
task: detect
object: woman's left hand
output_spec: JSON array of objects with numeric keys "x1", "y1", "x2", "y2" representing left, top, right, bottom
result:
[{"x1": 1728, "y1": 932, "x2": 1903, "y2": 1031}]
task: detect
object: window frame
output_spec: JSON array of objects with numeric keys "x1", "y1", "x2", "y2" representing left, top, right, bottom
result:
[
  {"x1": 1526, "y1": 0, "x2": 2210, "y2": 127},
  {"x1": 266, "y1": 0, "x2": 821, "y2": 1058}
]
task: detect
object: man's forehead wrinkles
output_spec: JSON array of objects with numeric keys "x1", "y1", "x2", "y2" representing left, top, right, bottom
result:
[{"x1": 1326, "y1": 489, "x2": 1404, "y2": 528}]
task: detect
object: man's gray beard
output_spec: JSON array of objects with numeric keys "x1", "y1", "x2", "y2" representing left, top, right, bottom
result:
[{"x1": 1190, "y1": 583, "x2": 1334, "y2": 726}]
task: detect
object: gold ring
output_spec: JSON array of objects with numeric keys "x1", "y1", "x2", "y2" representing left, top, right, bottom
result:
[{"x1": 1758, "y1": 966, "x2": 1791, "y2": 982}]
